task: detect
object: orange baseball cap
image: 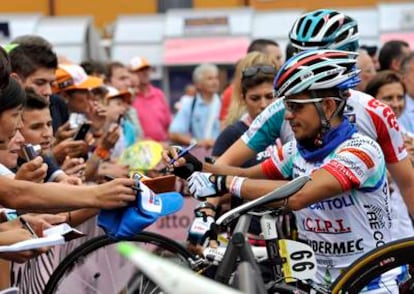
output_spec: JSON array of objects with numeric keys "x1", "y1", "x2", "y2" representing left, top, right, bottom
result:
[
  {"x1": 53, "y1": 64, "x2": 103, "y2": 93},
  {"x1": 129, "y1": 57, "x2": 151, "y2": 72},
  {"x1": 104, "y1": 86, "x2": 132, "y2": 104}
]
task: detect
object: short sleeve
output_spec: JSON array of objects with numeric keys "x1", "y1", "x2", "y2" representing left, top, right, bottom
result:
[
  {"x1": 241, "y1": 99, "x2": 286, "y2": 153},
  {"x1": 261, "y1": 140, "x2": 295, "y2": 180},
  {"x1": 322, "y1": 135, "x2": 385, "y2": 191}
]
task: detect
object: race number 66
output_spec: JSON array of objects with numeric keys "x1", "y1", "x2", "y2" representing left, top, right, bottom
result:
[{"x1": 279, "y1": 239, "x2": 317, "y2": 283}]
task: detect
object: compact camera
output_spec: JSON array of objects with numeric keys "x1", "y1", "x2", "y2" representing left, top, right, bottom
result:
[{"x1": 22, "y1": 144, "x2": 41, "y2": 161}]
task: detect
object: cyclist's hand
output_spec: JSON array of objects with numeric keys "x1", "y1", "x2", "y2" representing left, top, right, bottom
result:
[
  {"x1": 94, "y1": 178, "x2": 136, "y2": 209},
  {"x1": 188, "y1": 212, "x2": 215, "y2": 247},
  {"x1": 188, "y1": 172, "x2": 228, "y2": 199},
  {"x1": 15, "y1": 156, "x2": 48, "y2": 183}
]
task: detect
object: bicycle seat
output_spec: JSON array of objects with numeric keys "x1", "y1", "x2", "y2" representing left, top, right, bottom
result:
[{"x1": 216, "y1": 175, "x2": 310, "y2": 226}]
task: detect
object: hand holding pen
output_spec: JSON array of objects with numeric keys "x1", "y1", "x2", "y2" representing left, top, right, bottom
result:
[
  {"x1": 19, "y1": 217, "x2": 39, "y2": 238},
  {"x1": 169, "y1": 142, "x2": 197, "y2": 165}
]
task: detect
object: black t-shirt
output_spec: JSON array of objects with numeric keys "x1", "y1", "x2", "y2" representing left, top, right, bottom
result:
[
  {"x1": 212, "y1": 120, "x2": 267, "y2": 234},
  {"x1": 212, "y1": 121, "x2": 262, "y2": 168},
  {"x1": 50, "y1": 94, "x2": 69, "y2": 134}
]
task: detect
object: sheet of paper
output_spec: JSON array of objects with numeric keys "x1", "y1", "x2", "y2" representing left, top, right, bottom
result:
[{"x1": 0, "y1": 223, "x2": 85, "y2": 253}]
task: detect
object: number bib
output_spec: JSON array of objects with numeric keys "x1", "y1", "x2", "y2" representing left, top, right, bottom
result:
[{"x1": 279, "y1": 239, "x2": 317, "y2": 283}]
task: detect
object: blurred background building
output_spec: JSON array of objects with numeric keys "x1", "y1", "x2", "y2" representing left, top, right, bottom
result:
[{"x1": 0, "y1": 0, "x2": 413, "y2": 106}]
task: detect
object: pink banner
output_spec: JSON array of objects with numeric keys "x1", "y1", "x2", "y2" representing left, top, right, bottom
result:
[{"x1": 164, "y1": 36, "x2": 250, "y2": 65}]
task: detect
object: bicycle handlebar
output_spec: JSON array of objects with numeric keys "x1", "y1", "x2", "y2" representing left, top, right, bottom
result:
[{"x1": 215, "y1": 175, "x2": 311, "y2": 227}]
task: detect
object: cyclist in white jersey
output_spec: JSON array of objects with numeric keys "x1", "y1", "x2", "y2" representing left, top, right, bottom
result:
[
  {"x1": 213, "y1": 9, "x2": 414, "y2": 219},
  {"x1": 173, "y1": 50, "x2": 397, "y2": 292}
]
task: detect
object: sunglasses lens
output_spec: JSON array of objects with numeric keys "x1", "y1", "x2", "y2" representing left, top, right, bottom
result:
[
  {"x1": 243, "y1": 67, "x2": 256, "y2": 78},
  {"x1": 284, "y1": 101, "x2": 303, "y2": 113},
  {"x1": 262, "y1": 66, "x2": 276, "y2": 74},
  {"x1": 243, "y1": 65, "x2": 276, "y2": 78}
]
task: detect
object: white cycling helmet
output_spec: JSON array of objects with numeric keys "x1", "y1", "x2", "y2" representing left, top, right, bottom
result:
[
  {"x1": 274, "y1": 49, "x2": 360, "y2": 98},
  {"x1": 289, "y1": 9, "x2": 359, "y2": 53}
]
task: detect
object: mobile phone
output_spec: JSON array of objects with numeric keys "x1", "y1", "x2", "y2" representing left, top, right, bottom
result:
[
  {"x1": 69, "y1": 113, "x2": 86, "y2": 129},
  {"x1": 22, "y1": 144, "x2": 41, "y2": 161},
  {"x1": 117, "y1": 115, "x2": 124, "y2": 125},
  {"x1": 73, "y1": 123, "x2": 91, "y2": 141}
]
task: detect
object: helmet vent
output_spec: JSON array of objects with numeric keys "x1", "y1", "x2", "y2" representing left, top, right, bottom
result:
[
  {"x1": 313, "y1": 19, "x2": 325, "y2": 37},
  {"x1": 326, "y1": 22, "x2": 340, "y2": 38}
]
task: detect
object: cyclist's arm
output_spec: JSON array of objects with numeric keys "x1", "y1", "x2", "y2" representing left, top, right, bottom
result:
[
  {"x1": 225, "y1": 136, "x2": 383, "y2": 210},
  {"x1": 217, "y1": 99, "x2": 286, "y2": 166},
  {"x1": 212, "y1": 141, "x2": 257, "y2": 168},
  {"x1": 230, "y1": 168, "x2": 342, "y2": 210},
  {"x1": 387, "y1": 158, "x2": 414, "y2": 216}
]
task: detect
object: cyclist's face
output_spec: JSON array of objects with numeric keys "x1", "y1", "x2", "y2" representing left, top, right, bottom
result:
[
  {"x1": 243, "y1": 82, "x2": 275, "y2": 119},
  {"x1": 284, "y1": 93, "x2": 321, "y2": 141}
]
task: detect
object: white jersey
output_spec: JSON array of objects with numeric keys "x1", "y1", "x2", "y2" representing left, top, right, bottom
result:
[
  {"x1": 242, "y1": 89, "x2": 407, "y2": 164},
  {"x1": 261, "y1": 133, "x2": 395, "y2": 289}
]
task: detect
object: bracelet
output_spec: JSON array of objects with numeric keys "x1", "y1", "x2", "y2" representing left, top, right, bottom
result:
[
  {"x1": 95, "y1": 146, "x2": 110, "y2": 160},
  {"x1": 229, "y1": 176, "x2": 246, "y2": 198}
]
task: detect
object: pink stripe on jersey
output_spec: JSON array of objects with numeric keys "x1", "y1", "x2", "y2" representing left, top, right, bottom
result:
[{"x1": 323, "y1": 160, "x2": 361, "y2": 191}]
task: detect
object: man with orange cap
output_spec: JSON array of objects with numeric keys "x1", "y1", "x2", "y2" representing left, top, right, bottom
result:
[{"x1": 129, "y1": 57, "x2": 172, "y2": 142}]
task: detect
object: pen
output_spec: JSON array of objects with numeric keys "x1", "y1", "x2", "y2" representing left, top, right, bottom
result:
[
  {"x1": 169, "y1": 142, "x2": 197, "y2": 165},
  {"x1": 19, "y1": 217, "x2": 38, "y2": 238}
]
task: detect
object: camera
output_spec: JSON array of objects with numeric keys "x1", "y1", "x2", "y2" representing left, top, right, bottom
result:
[{"x1": 22, "y1": 144, "x2": 41, "y2": 161}]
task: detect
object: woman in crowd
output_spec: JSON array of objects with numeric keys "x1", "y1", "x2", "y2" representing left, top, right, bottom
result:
[{"x1": 212, "y1": 51, "x2": 278, "y2": 167}]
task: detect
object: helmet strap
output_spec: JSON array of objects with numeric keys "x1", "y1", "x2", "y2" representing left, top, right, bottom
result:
[{"x1": 313, "y1": 101, "x2": 330, "y2": 146}]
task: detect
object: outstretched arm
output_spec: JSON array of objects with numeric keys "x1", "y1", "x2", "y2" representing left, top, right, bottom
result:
[{"x1": 0, "y1": 176, "x2": 136, "y2": 211}]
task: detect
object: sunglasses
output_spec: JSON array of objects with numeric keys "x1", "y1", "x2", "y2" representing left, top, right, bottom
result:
[
  {"x1": 283, "y1": 97, "x2": 342, "y2": 113},
  {"x1": 242, "y1": 65, "x2": 276, "y2": 79}
]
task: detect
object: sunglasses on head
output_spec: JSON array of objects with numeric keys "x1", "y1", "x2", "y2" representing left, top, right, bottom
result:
[
  {"x1": 242, "y1": 65, "x2": 276, "y2": 79},
  {"x1": 283, "y1": 97, "x2": 342, "y2": 113}
]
